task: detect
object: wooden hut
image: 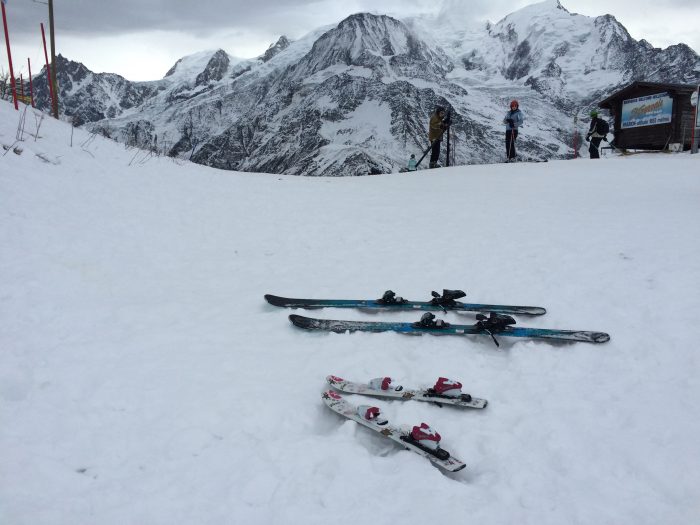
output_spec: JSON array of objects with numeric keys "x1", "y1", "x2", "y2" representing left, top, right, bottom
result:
[{"x1": 598, "y1": 81, "x2": 698, "y2": 151}]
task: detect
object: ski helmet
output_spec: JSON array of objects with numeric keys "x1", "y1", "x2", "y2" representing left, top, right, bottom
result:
[
  {"x1": 510, "y1": 100, "x2": 519, "y2": 109},
  {"x1": 590, "y1": 109, "x2": 599, "y2": 117}
]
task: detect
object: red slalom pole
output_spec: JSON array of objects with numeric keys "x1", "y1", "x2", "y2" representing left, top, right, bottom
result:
[
  {"x1": 40, "y1": 22, "x2": 54, "y2": 114},
  {"x1": 1, "y1": 0, "x2": 18, "y2": 110},
  {"x1": 28, "y1": 57, "x2": 34, "y2": 107}
]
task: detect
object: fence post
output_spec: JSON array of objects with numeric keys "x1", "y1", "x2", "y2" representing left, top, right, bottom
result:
[
  {"x1": 1, "y1": 0, "x2": 18, "y2": 110},
  {"x1": 28, "y1": 57, "x2": 34, "y2": 107}
]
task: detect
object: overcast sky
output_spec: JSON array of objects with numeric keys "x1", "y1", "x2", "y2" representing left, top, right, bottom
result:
[{"x1": 1, "y1": 0, "x2": 698, "y2": 81}]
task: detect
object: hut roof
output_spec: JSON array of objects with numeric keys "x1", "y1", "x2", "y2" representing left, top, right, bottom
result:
[{"x1": 599, "y1": 81, "x2": 698, "y2": 109}]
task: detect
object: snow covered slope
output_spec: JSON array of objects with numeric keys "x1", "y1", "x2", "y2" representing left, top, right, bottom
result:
[
  {"x1": 2, "y1": 100, "x2": 700, "y2": 524},
  {"x1": 28, "y1": 1, "x2": 700, "y2": 176}
]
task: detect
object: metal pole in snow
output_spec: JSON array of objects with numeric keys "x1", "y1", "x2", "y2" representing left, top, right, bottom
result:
[
  {"x1": 1, "y1": 0, "x2": 18, "y2": 110},
  {"x1": 41, "y1": 23, "x2": 55, "y2": 115}
]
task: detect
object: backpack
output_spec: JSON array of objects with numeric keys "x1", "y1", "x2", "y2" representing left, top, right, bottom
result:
[{"x1": 597, "y1": 119, "x2": 610, "y2": 135}]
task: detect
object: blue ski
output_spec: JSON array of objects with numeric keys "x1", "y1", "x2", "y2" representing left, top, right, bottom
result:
[
  {"x1": 265, "y1": 289, "x2": 546, "y2": 316},
  {"x1": 289, "y1": 313, "x2": 609, "y2": 345}
]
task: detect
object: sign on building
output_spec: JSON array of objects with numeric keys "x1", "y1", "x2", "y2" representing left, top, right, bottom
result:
[{"x1": 621, "y1": 92, "x2": 673, "y2": 129}]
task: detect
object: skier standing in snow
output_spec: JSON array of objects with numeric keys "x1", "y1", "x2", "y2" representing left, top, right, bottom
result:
[
  {"x1": 503, "y1": 100, "x2": 523, "y2": 162},
  {"x1": 407, "y1": 154, "x2": 417, "y2": 171},
  {"x1": 585, "y1": 109, "x2": 608, "y2": 159},
  {"x1": 428, "y1": 106, "x2": 447, "y2": 168}
]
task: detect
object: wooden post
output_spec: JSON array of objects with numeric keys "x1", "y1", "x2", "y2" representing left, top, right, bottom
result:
[
  {"x1": 1, "y1": 0, "x2": 18, "y2": 110},
  {"x1": 48, "y1": 0, "x2": 58, "y2": 118},
  {"x1": 40, "y1": 23, "x2": 55, "y2": 115},
  {"x1": 28, "y1": 57, "x2": 34, "y2": 107}
]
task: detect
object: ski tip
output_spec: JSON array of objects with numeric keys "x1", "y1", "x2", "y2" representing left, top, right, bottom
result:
[
  {"x1": 288, "y1": 313, "x2": 304, "y2": 324},
  {"x1": 322, "y1": 389, "x2": 343, "y2": 401},
  {"x1": 264, "y1": 294, "x2": 286, "y2": 306},
  {"x1": 289, "y1": 314, "x2": 316, "y2": 329},
  {"x1": 593, "y1": 332, "x2": 611, "y2": 343},
  {"x1": 504, "y1": 306, "x2": 546, "y2": 316}
]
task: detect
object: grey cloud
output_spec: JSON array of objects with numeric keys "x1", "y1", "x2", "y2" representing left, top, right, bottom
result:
[{"x1": 5, "y1": 0, "x2": 436, "y2": 38}]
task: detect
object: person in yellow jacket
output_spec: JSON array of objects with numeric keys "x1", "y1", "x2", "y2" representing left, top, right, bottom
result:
[{"x1": 428, "y1": 106, "x2": 447, "y2": 168}]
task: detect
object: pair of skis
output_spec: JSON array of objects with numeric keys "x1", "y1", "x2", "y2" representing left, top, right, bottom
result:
[
  {"x1": 266, "y1": 290, "x2": 610, "y2": 345},
  {"x1": 324, "y1": 374, "x2": 481, "y2": 472}
]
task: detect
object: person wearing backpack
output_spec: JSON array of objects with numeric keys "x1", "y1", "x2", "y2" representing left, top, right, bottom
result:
[{"x1": 586, "y1": 110, "x2": 609, "y2": 159}]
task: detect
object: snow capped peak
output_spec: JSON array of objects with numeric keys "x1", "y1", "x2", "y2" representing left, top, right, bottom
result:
[
  {"x1": 262, "y1": 36, "x2": 291, "y2": 62},
  {"x1": 164, "y1": 49, "x2": 233, "y2": 80},
  {"x1": 496, "y1": 0, "x2": 573, "y2": 27},
  {"x1": 195, "y1": 49, "x2": 231, "y2": 86},
  {"x1": 540, "y1": 0, "x2": 568, "y2": 12},
  {"x1": 331, "y1": 12, "x2": 411, "y2": 59},
  {"x1": 292, "y1": 11, "x2": 450, "y2": 80},
  {"x1": 517, "y1": 0, "x2": 569, "y2": 15},
  {"x1": 338, "y1": 12, "x2": 395, "y2": 28}
]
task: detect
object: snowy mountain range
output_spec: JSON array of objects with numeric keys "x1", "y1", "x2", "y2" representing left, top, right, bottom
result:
[{"x1": 31, "y1": 0, "x2": 700, "y2": 175}]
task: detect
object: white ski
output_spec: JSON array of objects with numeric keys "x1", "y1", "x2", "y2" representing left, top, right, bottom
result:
[
  {"x1": 326, "y1": 375, "x2": 488, "y2": 409},
  {"x1": 322, "y1": 390, "x2": 467, "y2": 472}
]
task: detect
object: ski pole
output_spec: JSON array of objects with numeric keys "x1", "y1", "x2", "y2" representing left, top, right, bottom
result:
[
  {"x1": 415, "y1": 139, "x2": 436, "y2": 168},
  {"x1": 415, "y1": 127, "x2": 447, "y2": 169},
  {"x1": 482, "y1": 328, "x2": 500, "y2": 347},
  {"x1": 508, "y1": 132, "x2": 514, "y2": 160}
]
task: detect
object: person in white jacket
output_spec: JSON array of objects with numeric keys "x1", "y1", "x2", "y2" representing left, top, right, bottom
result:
[{"x1": 503, "y1": 100, "x2": 524, "y2": 162}]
